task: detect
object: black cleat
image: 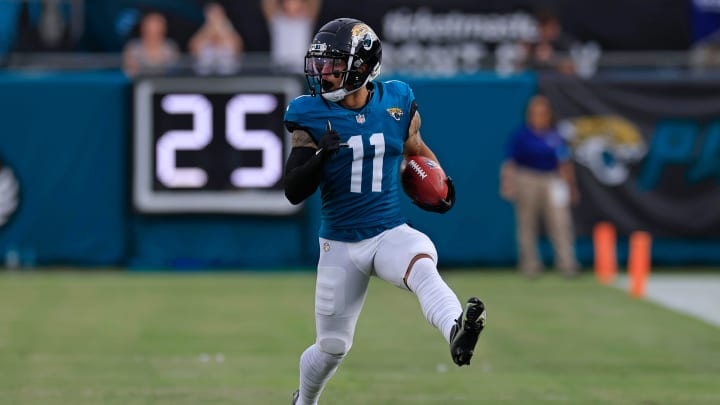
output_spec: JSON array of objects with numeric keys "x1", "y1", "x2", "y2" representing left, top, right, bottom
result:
[
  {"x1": 449, "y1": 297, "x2": 486, "y2": 366},
  {"x1": 291, "y1": 389, "x2": 299, "y2": 404}
]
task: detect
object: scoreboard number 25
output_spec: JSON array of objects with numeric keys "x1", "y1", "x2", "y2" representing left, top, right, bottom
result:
[
  {"x1": 132, "y1": 76, "x2": 304, "y2": 215},
  {"x1": 156, "y1": 93, "x2": 281, "y2": 189}
]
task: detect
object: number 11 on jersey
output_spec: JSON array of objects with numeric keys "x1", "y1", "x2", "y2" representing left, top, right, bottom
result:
[{"x1": 347, "y1": 133, "x2": 385, "y2": 193}]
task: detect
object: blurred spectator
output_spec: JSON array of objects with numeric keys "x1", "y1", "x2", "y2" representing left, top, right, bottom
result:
[
  {"x1": 13, "y1": 0, "x2": 76, "y2": 52},
  {"x1": 262, "y1": 0, "x2": 322, "y2": 73},
  {"x1": 122, "y1": 12, "x2": 179, "y2": 77},
  {"x1": 189, "y1": 2, "x2": 243, "y2": 75},
  {"x1": 520, "y1": 9, "x2": 577, "y2": 75},
  {"x1": 690, "y1": 29, "x2": 720, "y2": 72},
  {"x1": 500, "y1": 95, "x2": 580, "y2": 277}
]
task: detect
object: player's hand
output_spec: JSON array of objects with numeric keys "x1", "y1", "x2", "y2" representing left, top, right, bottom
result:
[
  {"x1": 316, "y1": 121, "x2": 341, "y2": 160},
  {"x1": 415, "y1": 176, "x2": 456, "y2": 214}
]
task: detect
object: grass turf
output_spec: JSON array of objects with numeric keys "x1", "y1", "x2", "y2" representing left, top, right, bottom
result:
[{"x1": 0, "y1": 269, "x2": 718, "y2": 404}]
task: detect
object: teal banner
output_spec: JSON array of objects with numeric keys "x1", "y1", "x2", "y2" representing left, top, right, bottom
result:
[{"x1": 0, "y1": 71, "x2": 130, "y2": 265}]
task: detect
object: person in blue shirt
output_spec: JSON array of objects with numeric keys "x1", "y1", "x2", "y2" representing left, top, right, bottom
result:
[
  {"x1": 500, "y1": 94, "x2": 580, "y2": 277},
  {"x1": 283, "y1": 18, "x2": 486, "y2": 405}
]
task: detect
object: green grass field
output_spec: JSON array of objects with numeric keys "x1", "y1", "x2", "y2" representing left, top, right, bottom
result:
[{"x1": 0, "y1": 269, "x2": 718, "y2": 404}]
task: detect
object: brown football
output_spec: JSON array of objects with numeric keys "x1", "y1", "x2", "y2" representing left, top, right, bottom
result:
[{"x1": 401, "y1": 155, "x2": 448, "y2": 206}]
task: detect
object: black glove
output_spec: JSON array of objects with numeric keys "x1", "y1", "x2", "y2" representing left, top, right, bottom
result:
[
  {"x1": 315, "y1": 121, "x2": 341, "y2": 160},
  {"x1": 414, "y1": 176, "x2": 456, "y2": 214}
]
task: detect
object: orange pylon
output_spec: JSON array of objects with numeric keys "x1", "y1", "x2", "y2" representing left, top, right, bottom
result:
[
  {"x1": 628, "y1": 231, "x2": 652, "y2": 298},
  {"x1": 593, "y1": 222, "x2": 617, "y2": 285}
]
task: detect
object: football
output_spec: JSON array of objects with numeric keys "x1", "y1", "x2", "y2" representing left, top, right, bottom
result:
[{"x1": 401, "y1": 155, "x2": 448, "y2": 206}]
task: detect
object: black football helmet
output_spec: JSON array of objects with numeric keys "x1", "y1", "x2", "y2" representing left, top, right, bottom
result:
[{"x1": 304, "y1": 18, "x2": 382, "y2": 102}]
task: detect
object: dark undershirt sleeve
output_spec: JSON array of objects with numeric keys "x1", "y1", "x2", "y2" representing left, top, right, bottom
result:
[{"x1": 284, "y1": 146, "x2": 324, "y2": 205}]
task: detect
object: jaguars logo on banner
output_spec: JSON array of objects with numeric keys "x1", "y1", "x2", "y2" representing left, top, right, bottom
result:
[
  {"x1": 541, "y1": 73, "x2": 720, "y2": 237},
  {"x1": 558, "y1": 116, "x2": 647, "y2": 186},
  {"x1": 0, "y1": 160, "x2": 19, "y2": 227}
]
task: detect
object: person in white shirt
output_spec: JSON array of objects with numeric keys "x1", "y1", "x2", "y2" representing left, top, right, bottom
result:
[
  {"x1": 189, "y1": 2, "x2": 244, "y2": 75},
  {"x1": 262, "y1": 0, "x2": 322, "y2": 73}
]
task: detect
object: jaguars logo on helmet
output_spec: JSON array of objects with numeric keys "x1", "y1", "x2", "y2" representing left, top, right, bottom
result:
[
  {"x1": 304, "y1": 18, "x2": 382, "y2": 102},
  {"x1": 558, "y1": 116, "x2": 646, "y2": 186}
]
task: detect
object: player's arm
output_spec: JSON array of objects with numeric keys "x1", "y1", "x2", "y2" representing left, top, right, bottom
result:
[
  {"x1": 284, "y1": 127, "x2": 341, "y2": 205},
  {"x1": 284, "y1": 129, "x2": 322, "y2": 205},
  {"x1": 403, "y1": 110, "x2": 456, "y2": 213},
  {"x1": 403, "y1": 110, "x2": 439, "y2": 162}
]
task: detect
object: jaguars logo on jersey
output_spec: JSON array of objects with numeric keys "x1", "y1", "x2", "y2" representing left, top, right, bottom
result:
[
  {"x1": 387, "y1": 107, "x2": 403, "y2": 121},
  {"x1": 558, "y1": 115, "x2": 646, "y2": 186}
]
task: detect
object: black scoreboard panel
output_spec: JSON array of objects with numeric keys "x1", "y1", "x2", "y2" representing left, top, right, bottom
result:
[{"x1": 133, "y1": 76, "x2": 304, "y2": 214}]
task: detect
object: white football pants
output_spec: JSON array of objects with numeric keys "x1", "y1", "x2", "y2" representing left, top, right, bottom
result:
[
  {"x1": 313, "y1": 223, "x2": 441, "y2": 354},
  {"x1": 296, "y1": 223, "x2": 463, "y2": 405}
]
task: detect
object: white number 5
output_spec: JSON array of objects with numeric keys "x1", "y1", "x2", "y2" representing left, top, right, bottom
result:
[{"x1": 226, "y1": 94, "x2": 282, "y2": 187}]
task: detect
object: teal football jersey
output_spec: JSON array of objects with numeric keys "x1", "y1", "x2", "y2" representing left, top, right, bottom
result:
[{"x1": 284, "y1": 80, "x2": 416, "y2": 241}]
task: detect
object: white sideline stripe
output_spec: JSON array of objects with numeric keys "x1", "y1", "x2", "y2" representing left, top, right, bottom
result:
[{"x1": 615, "y1": 274, "x2": 720, "y2": 328}]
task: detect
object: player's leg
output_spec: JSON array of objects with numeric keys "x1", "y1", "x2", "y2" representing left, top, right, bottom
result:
[
  {"x1": 448, "y1": 296, "x2": 487, "y2": 366},
  {"x1": 373, "y1": 224, "x2": 486, "y2": 367},
  {"x1": 373, "y1": 224, "x2": 461, "y2": 340},
  {"x1": 404, "y1": 255, "x2": 464, "y2": 343},
  {"x1": 295, "y1": 238, "x2": 371, "y2": 405}
]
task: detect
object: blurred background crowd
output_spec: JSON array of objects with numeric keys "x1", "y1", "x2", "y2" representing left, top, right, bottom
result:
[{"x1": 1, "y1": 0, "x2": 719, "y2": 76}]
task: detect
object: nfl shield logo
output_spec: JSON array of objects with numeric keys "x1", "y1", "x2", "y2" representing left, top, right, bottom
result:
[{"x1": 355, "y1": 114, "x2": 365, "y2": 124}]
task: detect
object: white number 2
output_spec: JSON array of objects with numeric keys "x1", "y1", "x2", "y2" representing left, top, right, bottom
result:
[
  {"x1": 157, "y1": 94, "x2": 212, "y2": 188},
  {"x1": 347, "y1": 133, "x2": 385, "y2": 193}
]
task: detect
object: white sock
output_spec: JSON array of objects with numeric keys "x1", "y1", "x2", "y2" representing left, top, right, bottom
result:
[
  {"x1": 406, "y1": 258, "x2": 463, "y2": 342},
  {"x1": 298, "y1": 343, "x2": 344, "y2": 405}
]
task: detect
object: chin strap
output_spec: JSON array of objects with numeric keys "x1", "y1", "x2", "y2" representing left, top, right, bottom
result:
[
  {"x1": 321, "y1": 76, "x2": 372, "y2": 102},
  {"x1": 321, "y1": 88, "x2": 349, "y2": 102}
]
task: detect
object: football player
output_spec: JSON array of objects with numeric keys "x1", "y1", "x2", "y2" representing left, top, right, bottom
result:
[{"x1": 283, "y1": 18, "x2": 487, "y2": 405}]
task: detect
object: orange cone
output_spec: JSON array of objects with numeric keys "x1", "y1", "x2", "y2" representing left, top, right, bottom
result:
[
  {"x1": 628, "y1": 231, "x2": 652, "y2": 298},
  {"x1": 593, "y1": 222, "x2": 617, "y2": 285}
]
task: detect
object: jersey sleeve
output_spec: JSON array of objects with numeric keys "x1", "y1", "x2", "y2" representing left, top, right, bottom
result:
[
  {"x1": 384, "y1": 80, "x2": 416, "y2": 113},
  {"x1": 283, "y1": 96, "x2": 325, "y2": 144},
  {"x1": 283, "y1": 97, "x2": 305, "y2": 133},
  {"x1": 382, "y1": 80, "x2": 416, "y2": 141}
]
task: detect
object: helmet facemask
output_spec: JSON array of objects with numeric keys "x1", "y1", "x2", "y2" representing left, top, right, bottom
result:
[{"x1": 305, "y1": 53, "x2": 353, "y2": 102}]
